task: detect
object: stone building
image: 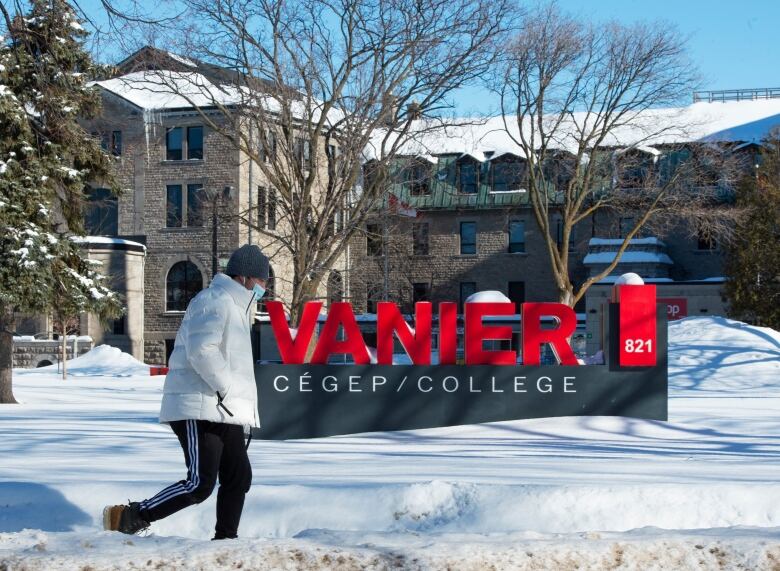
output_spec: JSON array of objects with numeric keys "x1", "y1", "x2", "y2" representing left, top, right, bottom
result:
[
  {"x1": 76, "y1": 47, "x2": 348, "y2": 364},
  {"x1": 349, "y1": 97, "x2": 780, "y2": 328}
]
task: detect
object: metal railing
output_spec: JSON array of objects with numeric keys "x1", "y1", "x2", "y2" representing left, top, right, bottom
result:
[{"x1": 693, "y1": 88, "x2": 780, "y2": 103}]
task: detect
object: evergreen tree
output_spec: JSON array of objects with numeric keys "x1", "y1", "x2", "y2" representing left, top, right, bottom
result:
[
  {"x1": 0, "y1": 0, "x2": 121, "y2": 402},
  {"x1": 723, "y1": 139, "x2": 780, "y2": 330}
]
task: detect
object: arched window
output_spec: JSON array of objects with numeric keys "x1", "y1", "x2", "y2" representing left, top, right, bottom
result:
[
  {"x1": 166, "y1": 261, "x2": 203, "y2": 311},
  {"x1": 258, "y1": 266, "x2": 275, "y2": 312},
  {"x1": 327, "y1": 270, "x2": 343, "y2": 307}
]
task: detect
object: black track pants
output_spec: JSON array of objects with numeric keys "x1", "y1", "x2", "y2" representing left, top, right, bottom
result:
[{"x1": 138, "y1": 419, "x2": 252, "y2": 539}]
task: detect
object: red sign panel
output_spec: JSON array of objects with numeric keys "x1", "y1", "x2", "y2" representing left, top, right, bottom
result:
[
  {"x1": 613, "y1": 285, "x2": 657, "y2": 367},
  {"x1": 659, "y1": 297, "x2": 688, "y2": 321}
]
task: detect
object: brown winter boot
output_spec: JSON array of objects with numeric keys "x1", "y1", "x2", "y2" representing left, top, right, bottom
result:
[{"x1": 103, "y1": 502, "x2": 150, "y2": 534}]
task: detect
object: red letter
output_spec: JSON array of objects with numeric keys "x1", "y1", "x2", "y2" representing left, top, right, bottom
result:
[
  {"x1": 614, "y1": 285, "x2": 657, "y2": 367},
  {"x1": 267, "y1": 301, "x2": 322, "y2": 364},
  {"x1": 438, "y1": 302, "x2": 458, "y2": 365},
  {"x1": 311, "y1": 302, "x2": 370, "y2": 364},
  {"x1": 377, "y1": 302, "x2": 432, "y2": 364},
  {"x1": 464, "y1": 302, "x2": 516, "y2": 365},
  {"x1": 521, "y1": 303, "x2": 578, "y2": 365}
]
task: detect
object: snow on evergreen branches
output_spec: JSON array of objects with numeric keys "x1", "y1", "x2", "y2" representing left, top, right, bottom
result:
[{"x1": 0, "y1": 0, "x2": 121, "y2": 323}]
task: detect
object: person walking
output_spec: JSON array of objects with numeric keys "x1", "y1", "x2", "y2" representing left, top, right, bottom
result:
[{"x1": 103, "y1": 244, "x2": 268, "y2": 539}]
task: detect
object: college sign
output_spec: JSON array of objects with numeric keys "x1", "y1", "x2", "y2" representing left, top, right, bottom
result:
[{"x1": 253, "y1": 284, "x2": 667, "y2": 439}]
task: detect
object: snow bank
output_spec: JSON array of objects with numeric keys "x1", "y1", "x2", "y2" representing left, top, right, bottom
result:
[
  {"x1": 0, "y1": 527, "x2": 778, "y2": 570},
  {"x1": 669, "y1": 316, "x2": 780, "y2": 395},
  {"x1": 34, "y1": 344, "x2": 150, "y2": 376}
]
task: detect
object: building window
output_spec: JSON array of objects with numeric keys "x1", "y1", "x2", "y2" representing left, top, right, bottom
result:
[
  {"x1": 166, "y1": 183, "x2": 203, "y2": 228},
  {"x1": 697, "y1": 231, "x2": 717, "y2": 250},
  {"x1": 508, "y1": 281, "x2": 525, "y2": 308},
  {"x1": 457, "y1": 160, "x2": 479, "y2": 194},
  {"x1": 295, "y1": 138, "x2": 311, "y2": 171},
  {"x1": 166, "y1": 185, "x2": 182, "y2": 227},
  {"x1": 366, "y1": 223, "x2": 383, "y2": 256},
  {"x1": 556, "y1": 218, "x2": 564, "y2": 247},
  {"x1": 327, "y1": 143, "x2": 339, "y2": 162},
  {"x1": 186, "y1": 184, "x2": 204, "y2": 227},
  {"x1": 413, "y1": 222, "x2": 429, "y2": 255},
  {"x1": 258, "y1": 266, "x2": 275, "y2": 312},
  {"x1": 260, "y1": 131, "x2": 277, "y2": 163},
  {"x1": 618, "y1": 151, "x2": 654, "y2": 189},
  {"x1": 110, "y1": 315, "x2": 126, "y2": 335},
  {"x1": 267, "y1": 187, "x2": 277, "y2": 230},
  {"x1": 406, "y1": 160, "x2": 431, "y2": 196},
  {"x1": 111, "y1": 131, "x2": 122, "y2": 156},
  {"x1": 327, "y1": 270, "x2": 343, "y2": 308},
  {"x1": 166, "y1": 128, "x2": 183, "y2": 161},
  {"x1": 257, "y1": 186, "x2": 267, "y2": 229},
  {"x1": 412, "y1": 282, "x2": 431, "y2": 304},
  {"x1": 335, "y1": 201, "x2": 348, "y2": 233},
  {"x1": 459, "y1": 281, "x2": 477, "y2": 312},
  {"x1": 363, "y1": 160, "x2": 385, "y2": 192},
  {"x1": 544, "y1": 152, "x2": 576, "y2": 192},
  {"x1": 94, "y1": 131, "x2": 122, "y2": 156},
  {"x1": 366, "y1": 285, "x2": 381, "y2": 313},
  {"x1": 508, "y1": 221, "x2": 525, "y2": 253},
  {"x1": 84, "y1": 187, "x2": 118, "y2": 236},
  {"x1": 166, "y1": 126, "x2": 204, "y2": 161},
  {"x1": 554, "y1": 218, "x2": 576, "y2": 249},
  {"x1": 460, "y1": 221, "x2": 476, "y2": 255},
  {"x1": 619, "y1": 217, "x2": 635, "y2": 239},
  {"x1": 187, "y1": 126, "x2": 203, "y2": 160},
  {"x1": 491, "y1": 158, "x2": 525, "y2": 192},
  {"x1": 166, "y1": 261, "x2": 203, "y2": 311}
]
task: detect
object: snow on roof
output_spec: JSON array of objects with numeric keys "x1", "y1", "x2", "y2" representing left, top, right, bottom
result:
[
  {"x1": 366, "y1": 99, "x2": 780, "y2": 160},
  {"x1": 93, "y1": 71, "x2": 344, "y2": 125},
  {"x1": 589, "y1": 237, "x2": 666, "y2": 247},
  {"x1": 615, "y1": 145, "x2": 661, "y2": 156},
  {"x1": 71, "y1": 236, "x2": 146, "y2": 250},
  {"x1": 93, "y1": 71, "x2": 243, "y2": 110},
  {"x1": 165, "y1": 51, "x2": 198, "y2": 68},
  {"x1": 584, "y1": 251, "x2": 674, "y2": 265}
]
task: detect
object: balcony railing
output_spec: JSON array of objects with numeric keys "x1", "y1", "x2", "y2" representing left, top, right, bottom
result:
[{"x1": 693, "y1": 88, "x2": 780, "y2": 103}]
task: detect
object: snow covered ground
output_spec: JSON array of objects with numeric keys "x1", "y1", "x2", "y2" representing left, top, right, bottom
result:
[{"x1": 1, "y1": 316, "x2": 779, "y2": 569}]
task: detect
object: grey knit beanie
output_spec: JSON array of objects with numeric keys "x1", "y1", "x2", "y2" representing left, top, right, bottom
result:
[{"x1": 226, "y1": 244, "x2": 270, "y2": 279}]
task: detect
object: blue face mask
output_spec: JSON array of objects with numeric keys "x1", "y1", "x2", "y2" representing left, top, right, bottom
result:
[
  {"x1": 242, "y1": 277, "x2": 266, "y2": 303},
  {"x1": 251, "y1": 284, "x2": 266, "y2": 302}
]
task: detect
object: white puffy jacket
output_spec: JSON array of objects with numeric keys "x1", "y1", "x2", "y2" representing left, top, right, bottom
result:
[{"x1": 159, "y1": 273, "x2": 260, "y2": 428}]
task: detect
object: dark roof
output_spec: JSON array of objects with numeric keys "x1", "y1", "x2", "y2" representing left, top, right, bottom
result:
[{"x1": 114, "y1": 46, "x2": 277, "y2": 93}]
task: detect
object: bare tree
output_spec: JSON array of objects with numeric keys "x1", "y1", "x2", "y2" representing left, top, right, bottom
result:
[
  {"x1": 494, "y1": 3, "x2": 742, "y2": 306},
  {"x1": 120, "y1": 0, "x2": 512, "y2": 320}
]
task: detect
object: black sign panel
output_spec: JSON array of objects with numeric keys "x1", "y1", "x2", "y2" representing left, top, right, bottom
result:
[{"x1": 252, "y1": 305, "x2": 668, "y2": 440}]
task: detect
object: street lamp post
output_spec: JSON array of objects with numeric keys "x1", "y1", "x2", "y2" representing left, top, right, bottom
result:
[{"x1": 204, "y1": 186, "x2": 234, "y2": 278}]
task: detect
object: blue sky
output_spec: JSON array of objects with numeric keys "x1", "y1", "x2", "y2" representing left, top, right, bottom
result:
[
  {"x1": 77, "y1": 0, "x2": 780, "y2": 115},
  {"x1": 556, "y1": 0, "x2": 780, "y2": 94},
  {"x1": 456, "y1": 0, "x2": 780, "y2": 115}
]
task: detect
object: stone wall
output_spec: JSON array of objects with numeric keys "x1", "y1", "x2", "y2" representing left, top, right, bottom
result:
[{"x1": 12, "y1": 338, "x2": 93, "y2": 369}]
